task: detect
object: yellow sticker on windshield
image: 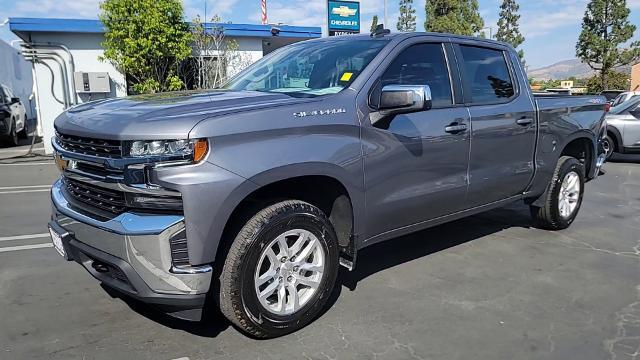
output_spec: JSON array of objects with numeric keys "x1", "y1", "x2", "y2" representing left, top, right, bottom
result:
[{"x1": 340, "y1": 72, "x2": 353, "y2": 82}]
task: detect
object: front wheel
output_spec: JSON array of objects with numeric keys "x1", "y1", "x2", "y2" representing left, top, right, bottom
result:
[
  {"x1": 218, "y1": 200, "x2": 339, "y2": 338},
  {"x1": 530, "y1": 156, "x2": 585, "y2": 230},
  {"x1": 3, "y1": 119, "x2": 19, "y2": 147}
]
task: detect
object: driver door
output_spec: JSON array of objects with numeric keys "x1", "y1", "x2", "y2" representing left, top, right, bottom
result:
[{"x1": 360, "y1": 41, "x2": 470, "y2": 240}]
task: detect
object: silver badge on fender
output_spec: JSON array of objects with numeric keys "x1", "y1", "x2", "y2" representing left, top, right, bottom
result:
[{"x1": 293, "y1": 108, "x2": 346, "y2": 117}]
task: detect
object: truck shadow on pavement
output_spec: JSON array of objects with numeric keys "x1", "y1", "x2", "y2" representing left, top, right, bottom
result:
[
  {"x1": 104, "y1": 202, "x2": 534, "y2": 338},
  {"x1": 338, "y1": 203, "x2": 534, "y2": 291}
]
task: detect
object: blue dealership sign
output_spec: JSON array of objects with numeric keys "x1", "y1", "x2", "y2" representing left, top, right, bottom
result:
[{"x1": 328, "y1": 0, "x2": 360, "y2": 36}]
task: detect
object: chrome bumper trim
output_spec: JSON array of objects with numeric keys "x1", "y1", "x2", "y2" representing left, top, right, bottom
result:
[
  {"x1": 170, "y1": 265, "x2": 213, "y2": 274},
  {"x1": 51, "y1": 179, "x2": 183, "y2": 235}
]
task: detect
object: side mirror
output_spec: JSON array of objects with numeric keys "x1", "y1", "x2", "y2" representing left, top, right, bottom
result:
[
  {"x1": 630, "y1": 107, "x2": 640, "y2": 120},
  {"x1": 10, "y1": 97, "x2": 20, "y2": 104},
  {"x1": 379, "y1": 85, "x2": 432, "y2": 113}
]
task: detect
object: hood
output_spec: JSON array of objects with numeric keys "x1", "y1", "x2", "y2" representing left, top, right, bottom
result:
[{"x1": 54, "y1": 90, "x2": 311, "y2": 140}]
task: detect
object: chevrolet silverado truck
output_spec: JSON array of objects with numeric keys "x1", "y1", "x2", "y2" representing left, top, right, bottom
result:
[{"x1": 49, "y1": 31, "x2": 607, "y2": 338}]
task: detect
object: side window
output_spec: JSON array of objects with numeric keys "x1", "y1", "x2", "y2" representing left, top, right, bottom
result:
[
  {"x1": 381, "y1": 43, "x2": 453, "y2": 108},
  {"x1": 459, "y1": 45, "x2": 515, "y2": 103}
]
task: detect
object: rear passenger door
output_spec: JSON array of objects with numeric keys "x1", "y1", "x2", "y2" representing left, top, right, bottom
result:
[
  {"x1": 360, "y1": 39, "x2": 471, "y2": 239},
  {"x1": 454, "y1": 43, "x2": 536, "y2": 207}
]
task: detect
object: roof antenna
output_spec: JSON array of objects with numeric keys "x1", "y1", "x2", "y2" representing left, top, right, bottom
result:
[{"x1": 371, "y1": 24, "x2": 390, "y2": 38}]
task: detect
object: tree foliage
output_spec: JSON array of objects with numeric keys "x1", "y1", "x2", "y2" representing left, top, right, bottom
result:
[
  {"x1": 397, "y1": 0, "x2": 417, "y2": 32},
  {"x1": 424, "y1": 0, "x2": 484, "y2": 36},
  {"x1": 576, "y1": 0, "x2": 640, "y2": 90},
  {"x1": 586, "y1": 70, "x2": 630, "y2": 93},
  {"x1": 370, "y1": 15, "x2": 379, "y2": 33},
  {"x1": 188, "y1": 15, "x2": 253, "y2": 89},
  {"x1": 495, "y1": 0, "x2": 525, "y2": 61},
  {"x1": 99, "y1": 0, "x2": 192, "y2": 94}
]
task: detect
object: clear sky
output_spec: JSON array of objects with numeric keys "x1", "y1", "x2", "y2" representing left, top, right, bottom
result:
[{"x1": 0, "y1": 0, "x2": 638, "y2": 69}]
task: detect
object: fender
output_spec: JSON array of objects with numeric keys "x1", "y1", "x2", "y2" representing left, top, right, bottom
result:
[
  {"x1": 205, "y1": 162, "x2": 365, "y2": 264},
  {"x1": 607, "y1": 125, "x2": 623, "y2": 152}
]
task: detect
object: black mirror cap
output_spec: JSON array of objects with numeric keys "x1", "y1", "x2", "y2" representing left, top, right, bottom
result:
[
  {"x1": 630, "y1": 108, "x2": 640, "y2": 119},
  {"x1": 10, "y1": 97, "x2": 20, "y2": 104}
]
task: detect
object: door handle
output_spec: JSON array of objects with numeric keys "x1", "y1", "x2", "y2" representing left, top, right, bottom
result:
[
  {"x1": 444, "y1": 123, "x2": 468, "y2": 134},
  {"x1": 516, "y1": 117, "x2": 534, "y2": 126}
]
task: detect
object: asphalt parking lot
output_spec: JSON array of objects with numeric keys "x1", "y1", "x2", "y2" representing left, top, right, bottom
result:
[{"x1": 0, "y1": 148, "x2": 638, "y2": 360}]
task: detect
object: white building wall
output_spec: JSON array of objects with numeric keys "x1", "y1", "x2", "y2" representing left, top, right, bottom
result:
[
  {"x1": 29, "y1": 33, "x2": 126, "y2": 154},
  {"x1": 0, "y1": 40, "x2": 35, "y2": 120}
]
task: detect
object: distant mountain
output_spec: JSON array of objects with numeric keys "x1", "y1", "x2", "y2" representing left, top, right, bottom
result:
[
  {"x1": 527, "y1": 59, "x2": 594, "y2": 80},
  {"x1": 528, "y1": 59, "x2": 632, "y2": 80}
]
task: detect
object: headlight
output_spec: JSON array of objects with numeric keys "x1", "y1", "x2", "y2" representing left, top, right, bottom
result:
[{"x1": 127, "y1": 139, "x2": 208, "y2": 162}]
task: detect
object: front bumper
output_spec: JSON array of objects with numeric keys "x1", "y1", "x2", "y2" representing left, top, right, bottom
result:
[{"x1": 50, "y1": 179, "x2": 212, "y2": 320}]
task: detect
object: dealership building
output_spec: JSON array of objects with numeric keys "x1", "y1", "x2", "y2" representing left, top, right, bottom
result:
[{"x1": 8, "y1": 17, "x2": 321, "y2": 154}]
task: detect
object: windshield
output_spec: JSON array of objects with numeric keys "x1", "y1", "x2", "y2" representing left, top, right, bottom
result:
[
  {"x1": 610, "y1": 96, "x2": 640, "y2": 115},
  {"x1": 224, "y1": 39, "x2": 388, "y2": 97}
]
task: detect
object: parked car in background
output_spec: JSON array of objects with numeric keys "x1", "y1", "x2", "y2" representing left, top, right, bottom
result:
[
  {"x1": 611, "y1": 91, "x2": 640, "y2": 108},
  {"x1": 604, "y1": 95, "x2": 640, "y2": 159},
  {"x1": 545, "y1": 88, "x2": 572, "y2": 95},
  {"x1": 49, "y1": 32, "x2": 607, "y2": 338},
  {"x1": 600, "y1": 90, "x2": 625, "y2": 102},
  {"x1": 0, "y1": 84, "x2": 28, "y2": 146}
]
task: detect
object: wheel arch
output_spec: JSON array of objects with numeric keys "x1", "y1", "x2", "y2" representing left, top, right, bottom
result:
[
  {"x1": 559, "y1": 132, "x2": 596, "y2": 179},
  {"x1": 213, "y1": 163, "x2": 363, "y2": 270},
  {"x1": 606, "y1": 125, "x2": 622, "y2": 152},
  {"x1": 529, "y1": 132, "x2": 596, "y2": 208}
]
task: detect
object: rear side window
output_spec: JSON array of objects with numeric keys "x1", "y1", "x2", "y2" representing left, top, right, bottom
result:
[
  {"x1": 381, "y1": 43, "x2": 453, "y2": 108},
  {"x1": 459, "y1": 45, "x2": 515, "y2": 103}
]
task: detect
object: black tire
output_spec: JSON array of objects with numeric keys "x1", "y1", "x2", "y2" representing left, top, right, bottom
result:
[
  {"x1": 530, "y1": 156, "x2": 585, "y2": 230},
  {"x1": 603, "y1": 134, "x2": 616, "y2": 160},
  {"x1": 17, "y1": 120, "x2": 28, "y2": 139},
  {"x1": 218, "y1": 200, "x2": 339, "y2": 338},
  {"x1": 4, "y1": 119, "x2": 19, "y2": 147}
]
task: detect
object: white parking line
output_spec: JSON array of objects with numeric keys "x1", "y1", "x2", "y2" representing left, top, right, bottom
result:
[
  {"x1": 0, "y1": 162, "x2": 54, "y2": 166},
  {"x1": 0, "y1": 185, "x2": 51, "y2": 190},
  {"x1": 0, "y1": 233, "x2": 50, "y2": 242},
  {"x1": 0, "y1": 148, "x2": 45, "y2": 154},
  {"x1": 0, "y1": 243, "x2": 52, "y2": 253},
  {"x1": 0, "y1": 189, "x2": 51, "y2": 194}
]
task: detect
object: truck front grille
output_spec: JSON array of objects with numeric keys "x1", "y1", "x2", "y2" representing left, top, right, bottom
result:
[
  {"x1": 64, "y1": 178, "x2": 127, "y2": 214},
  {"x1": 56, "y1": 131, "x2": 123, "y2": 158}
]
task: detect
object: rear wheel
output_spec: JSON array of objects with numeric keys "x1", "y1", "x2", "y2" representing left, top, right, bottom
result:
[
  {"x1": 530, "y1": 156, "x2": 585, "y2": 230},
  {"x1": 218, "y1": 200, "x2": 339, "y2": 338},
  {"x1": 602, "y1": 134, "x2": 616, "y2": 160}
]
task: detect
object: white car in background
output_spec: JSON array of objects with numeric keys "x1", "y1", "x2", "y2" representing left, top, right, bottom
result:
[
  {"x1": 604, "y1": 95, "x2": 640, "y2": 159},
  {"x1": 610, "y1": 91, "x2": 640, "y2": 108},
  {"x1": 0, "y1": 84, "x2": 28, "y2": 147}
]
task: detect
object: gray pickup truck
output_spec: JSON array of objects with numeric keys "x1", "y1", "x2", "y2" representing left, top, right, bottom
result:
[{"x1": 49, "y1": 31, "x2": 607, "y2": 338}]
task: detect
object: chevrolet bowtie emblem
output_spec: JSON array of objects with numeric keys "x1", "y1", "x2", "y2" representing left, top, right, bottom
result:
[{"x1": 332, "y1": 5, "x2": 357, "y2": 17}]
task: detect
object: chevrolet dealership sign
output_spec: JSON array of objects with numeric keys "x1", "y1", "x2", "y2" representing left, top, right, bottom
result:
[{"x1": 328, "y1": 0, "x2": 360, "y2": 36}]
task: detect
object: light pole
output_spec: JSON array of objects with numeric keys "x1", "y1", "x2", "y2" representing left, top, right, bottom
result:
[
  {"x1": 481, "y1": 26, "x2": 493, "y2": 39},
  {"x1": 384, "y1": 0, "x2": 388, "y2": 28}
]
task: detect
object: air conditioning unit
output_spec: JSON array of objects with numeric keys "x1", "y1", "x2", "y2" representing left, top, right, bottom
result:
[{"x1": 74, "y1": 72, "x2": 111, "y2": 93}]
